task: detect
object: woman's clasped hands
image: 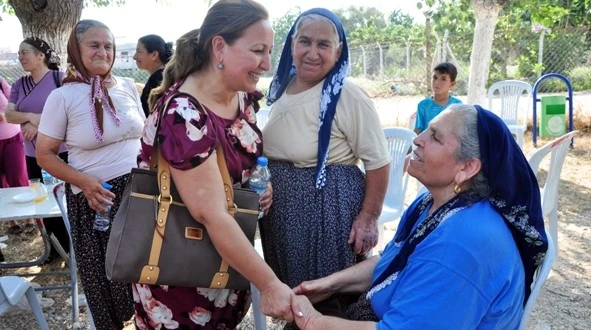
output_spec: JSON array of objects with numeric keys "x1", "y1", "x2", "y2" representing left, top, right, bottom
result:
[
  {"x1": 259, "y1": 276, "x2": 333, "y2": 327},
  {"x1": 259, "y1": 279, "x2": 296, "y2": 322}
]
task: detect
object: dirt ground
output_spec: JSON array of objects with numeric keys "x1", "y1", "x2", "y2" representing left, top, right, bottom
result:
[{"x1": 0, "y1": 113, "x2": 589, "y2": 329}]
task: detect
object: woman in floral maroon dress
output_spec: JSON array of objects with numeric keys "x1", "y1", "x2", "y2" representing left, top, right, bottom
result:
[{"x1": 133, "y1": 1, "x2": 294, "y2": 329}]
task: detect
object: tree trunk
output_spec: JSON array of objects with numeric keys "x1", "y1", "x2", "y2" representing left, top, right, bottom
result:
[
  {"x1": 9, "y1": 0, "x2": 83, "y2": 70},
  {"x1": 467, "y1": 0, "x2": 503, "y2": 104}
]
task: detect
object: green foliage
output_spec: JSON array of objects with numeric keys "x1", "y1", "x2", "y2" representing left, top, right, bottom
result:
[
  {"x1": 516, "y1": 50, "x2": 542, "y2": 80},
  {"x1": 271, "y1": 7, "x2": 301, "y2": 73},
  {"x1": 567, "y1": 66, "x2": 591, "y2": 91},
  {"x1": 0, "y1": 1, "x2": 13, "y2": 16},
  {"x1": 388, "y1": 9, "x2": 414, "y2": 28},
  {"x1": 334, "y1": 6, "x2": 388, "y2": 33},
  {"x1": 430, "y1": 0, "x2": 474, "y2": 35}
]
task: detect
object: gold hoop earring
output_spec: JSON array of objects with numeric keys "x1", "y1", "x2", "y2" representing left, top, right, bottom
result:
[{"x1": 454, "y1": 184, "x2": 462, "y2": 194}]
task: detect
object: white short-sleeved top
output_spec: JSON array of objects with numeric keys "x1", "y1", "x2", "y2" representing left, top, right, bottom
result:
[
  {"x1": 39, "y1": 76, "x2": 145, "y2": 193},
  {"x1": 262, "y1": 78, "x2": 390, "y2": 171}
]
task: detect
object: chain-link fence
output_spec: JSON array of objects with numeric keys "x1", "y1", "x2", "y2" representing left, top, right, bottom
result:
[
  {"x1": 2, "y1": 26, "x2": 589, "y2": 95},
  {"x1": 0, "y1": 62, "x2": 150, "y2": 86},
  {"x1": 347, "y1": 26, "x2": 591, "y2": 95}
]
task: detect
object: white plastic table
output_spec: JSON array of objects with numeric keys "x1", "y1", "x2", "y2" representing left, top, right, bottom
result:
[
  {"x1": 0, "y1": 184, "x2": 83, "y2": 327},
  {"x1": 0, "y1": 185, "x2": 63, "y2": 268}
]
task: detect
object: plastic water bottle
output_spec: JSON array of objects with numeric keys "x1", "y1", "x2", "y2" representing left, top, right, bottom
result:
[
  {"x1": 249, "y1": 156, "x2": 271, "y2": 219},
  {"x1": 93, "y1": 183, "x2": 112, "y2": 231},
  {"x1": 41, "y1": 169, "x2": 55, "y2": 186}
]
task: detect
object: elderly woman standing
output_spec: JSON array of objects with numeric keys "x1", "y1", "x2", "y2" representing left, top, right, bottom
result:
[
  {"x1": 290, "y1": 104, "x2": 548, "y2": 330},
  {"x1": 132, "y1": 1, "x2": 294, "y2": 328},
  {"x1": 133, "y1": 34, "x2": 173, "y2": 116},
  {"x1": 36, "y1": 20, "x2": 144, "y2": 329},
  {"x1": 5, "y1": 37, "x2": 68, "y2": 248},
  {"x1": 262, "y1": 8, "x2": 390, "y2": 314}
]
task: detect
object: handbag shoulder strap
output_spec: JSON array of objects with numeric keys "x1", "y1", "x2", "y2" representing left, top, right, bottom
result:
[
  {"x1": 149, "y1": 91, "x2": 181, "y2": 171},
  {"x1": 215, "y1": 145, "x2": 235, "y2": 215},
  {"x1": 153, "y1": 92, "x2": 236, "y2": 215}
]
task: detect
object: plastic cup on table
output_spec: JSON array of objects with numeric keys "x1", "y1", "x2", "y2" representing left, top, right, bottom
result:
[{"x1": 29, "y1": 178, "x2": 48, "y2": 203}]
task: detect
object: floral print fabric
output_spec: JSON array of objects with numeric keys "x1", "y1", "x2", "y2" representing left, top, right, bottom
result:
[
  {"x1": 134, "y1": 82, "x2": 264, "y2": 329},
  {"x1": 139, "y1": 88, "x2": 263, "y2": 184}
]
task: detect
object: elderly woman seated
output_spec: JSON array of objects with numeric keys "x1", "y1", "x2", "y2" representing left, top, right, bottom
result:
[{"x1": 290, "y1": 104, "x2": 548, "y2": 330}]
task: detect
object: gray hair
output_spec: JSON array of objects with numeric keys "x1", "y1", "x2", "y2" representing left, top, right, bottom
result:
[
  {"x1": 447, "y1": 104, "x2": 491, "y2": 199},
  {"x1": 74, "y1": 19, "x2": 113, "y2": 43},
  {"x1": 292, "y1": 14, "x2": 340, "y2": 44}
]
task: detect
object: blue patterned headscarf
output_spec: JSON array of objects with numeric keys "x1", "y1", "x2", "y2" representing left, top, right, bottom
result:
[
  {"x1": 475, "y1": 105, "x2": 547, "y2": 301},
  {"x1": 266, "y1": 8, "x2": 349, "y2": 189},
  {"x1": 369, "y1": 105, "x2": 547, "y2": 304}
]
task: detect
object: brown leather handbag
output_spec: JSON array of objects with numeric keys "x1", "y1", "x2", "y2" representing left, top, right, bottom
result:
[{"x1": 105, "y1": 93, "x2": 259, "y2": 289}]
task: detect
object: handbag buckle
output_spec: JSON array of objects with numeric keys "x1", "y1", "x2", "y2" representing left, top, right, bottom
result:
[
  {"x1": 157, "y1": 194, "x2": 173, "y2": 204},
  {"x1": 228, "y1": 203, "x2": 238, "y2": 216}
]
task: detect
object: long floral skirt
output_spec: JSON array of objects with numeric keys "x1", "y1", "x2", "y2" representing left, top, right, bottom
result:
[
  {"x1": 132, "y1": 285, "x2": 250, "y2": 329},
  {"x1": 66, "y1": 174, "x2": 134, "y2": 330}
]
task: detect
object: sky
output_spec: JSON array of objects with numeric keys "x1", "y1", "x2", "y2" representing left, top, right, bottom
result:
[{"x1": 0, "y1": 0, "x2": 424, "y2": 52}]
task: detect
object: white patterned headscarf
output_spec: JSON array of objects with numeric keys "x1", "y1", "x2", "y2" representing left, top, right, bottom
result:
[{"x1": 266, "y1": 8, "x2": 349, "y2": 189}]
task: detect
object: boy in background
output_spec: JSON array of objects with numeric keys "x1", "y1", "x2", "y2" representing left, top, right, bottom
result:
[{"x1": 414, "y1": 62, "x2": 462, "y2": 134}]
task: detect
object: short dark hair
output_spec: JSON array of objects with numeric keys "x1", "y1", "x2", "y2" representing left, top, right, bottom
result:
[{"x1": 434, "y1": 62, "x2": 458, "y2": 81}]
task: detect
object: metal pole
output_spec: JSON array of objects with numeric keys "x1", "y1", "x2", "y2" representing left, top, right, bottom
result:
[
  {"x1": 537, "y1": 30, "x2": 546, "y2": 79},
  {"x1": 425, "y1": 12, "x2": 432, "y2": 95},
  {"x1": 377, "y1": 42, "x2": 384, "y2": 76}
]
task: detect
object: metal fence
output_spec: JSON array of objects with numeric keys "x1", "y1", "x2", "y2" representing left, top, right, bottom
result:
[
  {"x1": 347, "y1": 26, "x2": 590, "y2": 95},
  {"x1": 0, "y1": 62, "x2": 150, "y2": 86},
  {"x1": 1, "y1": 27, "x2": 589, "y2": 95}
]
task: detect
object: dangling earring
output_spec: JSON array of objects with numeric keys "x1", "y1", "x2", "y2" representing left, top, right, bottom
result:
[
  {"x1": 217, "y1": 62, "x2": 224, "y2": 70},
  {"x1": 454, "y1": 184, "x2": 462, "y2": 194}
]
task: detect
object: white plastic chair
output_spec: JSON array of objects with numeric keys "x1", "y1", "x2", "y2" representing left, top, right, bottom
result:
[
  {"x1": 53, "y1": 183, "x2": 96, "y2": 329},
  {"x1": 527, "y1": 130, "x2": 577, "y2": 257},
  {"x1": 0, "y1": 276, "x2": 49, "y2": 330},
  {"x1": 519, "y1": 231, "x2": 556, "y2": 330},
  {"x1": 376, "y1": 127, "x2": 417, "y2": 252},
  {"x1": 487, "y1": 80, "x2": 533, "y2": 148},
  {"x1": 256, "y1": 107, "x2": 270, "y2": 130}
]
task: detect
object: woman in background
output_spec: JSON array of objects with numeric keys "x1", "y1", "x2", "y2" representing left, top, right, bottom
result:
[
  {"x1": 133, "y1": 34, "x2": 173, "y2": 116},
  {"x1": 5, "y1": 37, "x2": 69, "y2": 251},
  {"x1": 36, "y1": 19, "x2": 144, "y2": 329}
]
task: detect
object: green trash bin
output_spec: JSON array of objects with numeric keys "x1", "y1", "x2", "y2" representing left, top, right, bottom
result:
[{"x1": 540, "y1": 95, "x2": 566, "y2": 137}]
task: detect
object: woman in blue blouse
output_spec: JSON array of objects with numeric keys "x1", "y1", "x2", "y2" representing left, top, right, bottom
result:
[{"x1": 289, "y1": 104, "x2": 548, "y2": 330}]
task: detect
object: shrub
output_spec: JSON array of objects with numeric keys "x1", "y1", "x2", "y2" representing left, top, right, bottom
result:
[{"x1": 568, "y1": 66, "x2": 591, "y2": 92}]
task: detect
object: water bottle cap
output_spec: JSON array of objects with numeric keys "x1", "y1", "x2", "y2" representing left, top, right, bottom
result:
[
  {"x1": 257, "y1": 156, "x2": 268, "y2": 166},
  {"x1": 102, "y1": 182, "x2": 112, "y2": 190}
]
